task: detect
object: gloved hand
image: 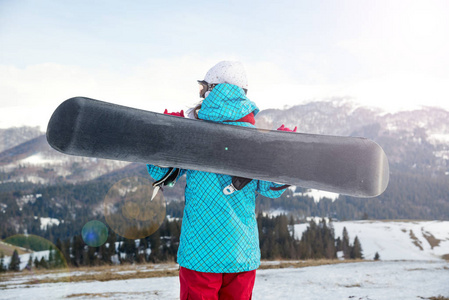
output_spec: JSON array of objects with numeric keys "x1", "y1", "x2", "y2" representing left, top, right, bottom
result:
[
  {"x1": 277, "y1": 124, "x2": 297, "y2": 132},
  {"x1": 164, "y1": 109, "x2": 185, "y2": 117}
]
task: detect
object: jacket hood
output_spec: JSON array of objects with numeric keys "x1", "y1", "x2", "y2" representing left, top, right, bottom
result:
[{"x1": 197, "y1": 83, "x2": 259, "y2": 127}]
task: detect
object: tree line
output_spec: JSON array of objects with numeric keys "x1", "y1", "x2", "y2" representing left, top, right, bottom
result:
[
  {"x1": 1, "y1": 216, "x2": 365, "y2": 272},
  {"x1": 258, "y1": 214, "x2": 363, "y2": 260},
  {"x1": 2, "y1": 167, "x2": 449, "y2": 245}
]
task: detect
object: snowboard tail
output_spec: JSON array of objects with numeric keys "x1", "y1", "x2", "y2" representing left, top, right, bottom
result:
[{"x1": 47, "y1": 97, "x2": 389, "y2": 198}]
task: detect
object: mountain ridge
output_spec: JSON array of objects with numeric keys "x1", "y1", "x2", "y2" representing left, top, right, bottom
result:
[
  {"x1": 1, "y1": 100, "x2": 448, "y2": 184},
  {"x1": 1, "y1": 100, "x2": 448, "y2": 245}
]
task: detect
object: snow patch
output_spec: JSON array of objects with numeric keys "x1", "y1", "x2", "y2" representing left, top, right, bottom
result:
[
  {"x1": 306, "y1": 216, "x2": 331, "y2": 224},
  {"x1": 301, "y1": 189, "x2": 340, "y2": 203},
  {"x1": 39, "y1": 217, "x2": 60, "y2": 230},
  {"x1": 20, "y1": 153, "x2": 65, "y2": 166},
  {"x1": 429, "y1": 133, "x2": 449, "y2": 145},
  {"x1": 434, "y1": 150, "x2": 449, "y2": 160},
  {"x1": 2, "y1": 249, "x2": 51, "y2": 271},
  {"x1": 263, "y1": 208, "x2": 289, "y2": 218}
]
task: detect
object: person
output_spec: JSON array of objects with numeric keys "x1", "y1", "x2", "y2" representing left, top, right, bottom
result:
[{"x1": 147, "y1": 61, "x2": 294, "y2": 300}]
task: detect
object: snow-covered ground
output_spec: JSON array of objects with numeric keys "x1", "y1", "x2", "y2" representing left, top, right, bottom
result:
[
  {"x1": 1, "y1": 220, "x2": 449, "y2": 299},
  {"x1": 0, "y1": 261, "x2": 448, "y2": 299},
  {"x1": 295, "y1": 220, "x2": 449, "y2": 261}
]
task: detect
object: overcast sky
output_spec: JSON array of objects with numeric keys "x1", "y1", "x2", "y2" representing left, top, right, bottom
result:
[{"x1": 1, "y1": 0, "x2": 449, "y2": 130}]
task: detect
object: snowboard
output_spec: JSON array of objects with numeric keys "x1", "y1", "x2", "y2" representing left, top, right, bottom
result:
[{"x1": 46, "y1": 97, "x2": 389, "y2": 198}]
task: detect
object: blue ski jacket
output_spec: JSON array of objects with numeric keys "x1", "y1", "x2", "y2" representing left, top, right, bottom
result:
[{"x1": 147, "y1": 83, "x2": 287, "y2": 273}]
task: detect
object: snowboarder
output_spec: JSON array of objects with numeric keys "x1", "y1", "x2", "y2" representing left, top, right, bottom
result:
[{"x1": 147, "y1": 61, "x2": 293, "y2": 300}]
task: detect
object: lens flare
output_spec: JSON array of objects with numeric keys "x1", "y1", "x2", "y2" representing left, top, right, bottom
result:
[
  {"x1": 104, "y1": 176, "x2": 166, "y2": 239},
  {"x1": 81, "y1": 220, "x2": 108, "y2": 247},
  {"x1": 3, "y1": 234, "x2": 71, "y2": 296}
]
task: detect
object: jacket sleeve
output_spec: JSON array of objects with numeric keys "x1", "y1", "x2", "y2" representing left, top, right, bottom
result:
[
  {"x1": 256, "y1": 180, "x2": 289, "y2": 198},
  {"x1": 146, "y1": 164, "x2": 186, "y2": 182}
]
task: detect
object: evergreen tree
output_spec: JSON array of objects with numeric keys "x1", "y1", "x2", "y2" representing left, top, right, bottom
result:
[
  {"x1": 62, "y1": 239, "x2": 71, "y2": 265},
  {"x1": 0, "y1": 252, "x2": 5, "y2": 272},
  {"x1": 374, "y1": 252, "x2": 380, "y2": 260},
  {"x1": 39, "y1": 256, "x2": 48, "y2": 269},
  {"x1": 322, "y1": 220, "x2": 337, "y2": 259},
  {"x1": 72, "y1": 235, "x2": 84, "y2": 267},
  {"x1": 48, "y1": 246, "x2": 54, "y2": 268},
  {"x1": 298, "y1": 219, "x2": 337, "y2": 260},
  {"x1": 55, "y1": 238, "x2": 64, "y2": 267},
  {"x1": 53, "y1": 247, "x2": 65, "y2": 268},
  {"x1": 86, "y1": 246, "x2": 97, "y2": 266},
  {"x1": 135, "y1": 238, "x2": 148, "y2": 263},
  {"x1": 148, "y1": 230, "x2": 161, "y2": 263},
  {"x1": 342, "y1": 227, "x2": 351, "y2": 259},
  {"x1": 351, "y1": 236, "x2": 363, "y2": 259},
  {"x1": 107, "y1": 233, "x2": 117, "y2": 262},
  {"x1": 335, "y1": 237, "x2": 342, "y2": 252},
  {"x1": 26, "y1": 254, "x2": 33, "y2": 270},
  {"x1": 99, "y1": 243, "x2": 109, "y2": 265},
  {"x1": 34, "y1": 257, "x2": 40, "y2": 269},
  {"x1": 9, "y1": 250, "x2": 21, "y2": 271},
  {"x1": 120, "y1": 238, "x2": 137, "y2": 264}
]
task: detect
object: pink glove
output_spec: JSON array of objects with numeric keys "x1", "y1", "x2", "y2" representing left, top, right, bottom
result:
[
  {"x1": 164, "y1": 109, "x2": 185, "y2": 117},
  {"x1": 277, "y1": 124, "x2": 297, "y2": 132}
]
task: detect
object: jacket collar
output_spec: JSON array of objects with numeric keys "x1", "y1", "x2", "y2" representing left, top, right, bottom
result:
[{"x1": 198, "y1": 83, "x2": 259, "y2": 126}]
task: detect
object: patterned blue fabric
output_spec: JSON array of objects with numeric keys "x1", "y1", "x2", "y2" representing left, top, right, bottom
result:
[
  {"x1": 147, "y1": 83, "x2": 286, "y2": 273},
  {"x1": 198, "y1": 83, "x2": 259, "y2": 126}
]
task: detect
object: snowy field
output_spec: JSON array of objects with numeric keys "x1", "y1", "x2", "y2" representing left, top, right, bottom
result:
[
  {"x1": 0, "y1": 260, "x2": 448, "y2": 299},
  {"x1": 1, "y1": 220, "x2": 449, "y2": 299},
  {"x1": 295, "y1": 220, "x2": 449, "y2": 261}
]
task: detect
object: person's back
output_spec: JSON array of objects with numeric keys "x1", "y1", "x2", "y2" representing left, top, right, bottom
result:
[{"x1": 147, "y1": 61, "x2": 290, "y2": 300}]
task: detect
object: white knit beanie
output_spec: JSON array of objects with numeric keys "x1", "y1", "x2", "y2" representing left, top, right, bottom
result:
[{"x1": 203, "y1": 61, "x2": 248, "y2": 91}]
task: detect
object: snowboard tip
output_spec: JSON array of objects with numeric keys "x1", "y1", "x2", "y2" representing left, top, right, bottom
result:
[
  {"x1": 357, "y1": 145, "x2": 390, "y2": 198},
  {"x1": 46, "y1": 97, "x2": 85, "y2": 153}
]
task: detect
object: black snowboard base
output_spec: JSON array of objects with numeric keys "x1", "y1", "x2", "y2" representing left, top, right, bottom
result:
[{"x1": 47, "y1": 97, "x2": 389, "y2": 198}]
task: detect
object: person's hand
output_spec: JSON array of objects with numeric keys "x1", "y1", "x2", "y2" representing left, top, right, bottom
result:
[
  {"x1": 277, "y1": 124, "x2": 297, "y2": 132},
  {"x1": 164, "y1": 109, "x2": 185, "y2": 117}
]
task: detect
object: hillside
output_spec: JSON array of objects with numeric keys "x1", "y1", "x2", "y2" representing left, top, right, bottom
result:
[
  {"x1": 295, "y1": 220, "x2": 449, "y2": 261},
  {"x1": 0, "y1": 240, "x2": 30, "y2": 257},
  {"x1": 1, "y1": 100, "x2": 449, "y2": 244},
  {"x1": 2, "y1": 99, "x2": 449, "y2": 185},
  {"x1": 256, "y1": 101, "x2": 449, "y2": 176},
  {"x1": 3, "y1": 220, "x2": 448, "y2": 271},
  {"x1": 0, "y1": 126, "x2": 42, "y2": 153},
  {"x1": 0, "y1": 133, "x2": 130, "y2": 184}
]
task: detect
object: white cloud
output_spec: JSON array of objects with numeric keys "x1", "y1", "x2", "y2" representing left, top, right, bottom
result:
[
  {"x1": 0, "y1": 58, "x2": 202, "y2": 111},
  {"x1": 343, "y1": 73, "x2": 449, "y2": 112},
  {"x1": 2, "y1": 56, "x2": 449, "y2": 129},
  {"x1": 0, "y1": 57, "x2": 215, "y2": 128}
]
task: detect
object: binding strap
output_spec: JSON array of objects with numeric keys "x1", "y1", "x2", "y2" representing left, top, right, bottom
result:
[
  {"x1": 223, "y1": 176, "x2": 290, "y2": 195},
  {"x1": 152, "y1": 168, "x2": 181, "y2": 189},
  {"x1": 223, "y1": 176, "x2": 253, "y2": 195},
  {"x1": 269, "y1": 184, "x2": 290, "y2": 191}
]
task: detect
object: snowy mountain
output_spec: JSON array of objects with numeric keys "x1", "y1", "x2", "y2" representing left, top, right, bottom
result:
[
  {"x1": 0, "y1": 132, "x2": 130, "y2": 184},
  {"x1": 0, "y1": 126, "x2": 43, "y2": 153},
  {"x1": 1, "y1": 100, "x2": 448, "y2": 185},
  {"x1": 256, "y1": 100, "x2": 449, "y2": 175},
  {"x1": 0, "y1": 100, "x2": 448, "y2": 228}
]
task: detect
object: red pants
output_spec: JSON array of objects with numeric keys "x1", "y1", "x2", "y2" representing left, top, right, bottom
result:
[{"x1": 179, "y1": 267, "x2": 256, "y2": 300}]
